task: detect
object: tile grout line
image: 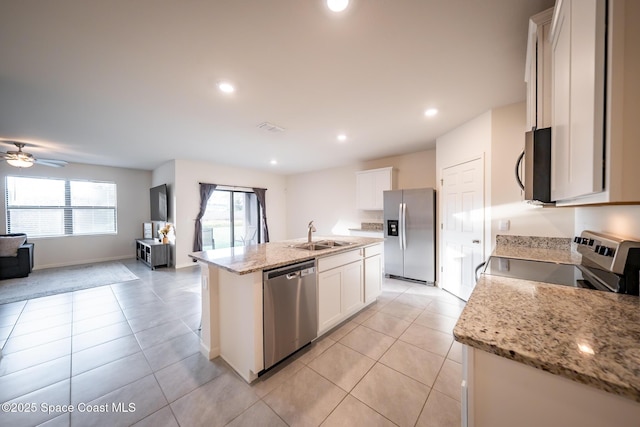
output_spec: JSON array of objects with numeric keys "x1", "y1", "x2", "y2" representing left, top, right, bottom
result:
[
  {"x1": 0, "y1": 303, "x2": 27, "y2": 353},
  {"x1": 0, "y1": 263, "x2": 202, "y2": 426},
  {"x1": 299, "y1": 281, "x2": 423, "y2": 426},
  {"x1": 68, "y1": 288, "x2": 76, "y2": 426}
]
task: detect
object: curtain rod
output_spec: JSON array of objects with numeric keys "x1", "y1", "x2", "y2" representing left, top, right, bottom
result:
[{"x1": 198, "y1": 182, "x2": 267, "y2": 191}]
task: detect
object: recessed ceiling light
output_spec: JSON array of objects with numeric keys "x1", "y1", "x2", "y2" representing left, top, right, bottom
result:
[
  {"x1": 424, "y1": 108, "x2": 439, "y2": 117},
  {"x1": 270, "y1": 159, "x2": 278, "y2": 165},
  {"x1": 337, "y1": 134, "x2": 347, "y2": 142},
  {"x1": 217, "y1": 81, "x2": 235, "y2": 94},
  {"x1": 327, "y1": 0, "x2": 349, "y2": 12}
]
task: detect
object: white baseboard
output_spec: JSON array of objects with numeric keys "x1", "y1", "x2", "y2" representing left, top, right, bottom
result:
[{"x1": 34, "y1": 255, "x2": 133, "y2": 271}]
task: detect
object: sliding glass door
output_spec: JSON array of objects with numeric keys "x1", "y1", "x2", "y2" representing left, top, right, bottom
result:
[{"x1": 201, "y1": 189, "x2": 261, "y2": 250}]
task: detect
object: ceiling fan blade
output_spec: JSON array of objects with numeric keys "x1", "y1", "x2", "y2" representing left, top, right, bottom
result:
[{"x1": 34, "y1": 158, "x2": 68, "y2": 167}]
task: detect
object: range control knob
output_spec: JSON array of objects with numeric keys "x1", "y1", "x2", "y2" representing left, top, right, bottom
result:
[
  {"x1": 594, "y1": 244, "x2": 601, "y2": 253},
  {"x1": 574, "y1": 236, "x2": 581, "y2": 244},
  {"x1": 597, "y1": 246, "x2": 608, "y2": 255},
  {"x1": 588, "y1": 239, "x2": 595, "y2": 246},
  {"x1": 605, "y1": 247, "x2": 616, "y2": 257}
]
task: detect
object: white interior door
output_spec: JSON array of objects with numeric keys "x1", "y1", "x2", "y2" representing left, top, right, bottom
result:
[{"x1": 440, "y1": 158, "x2": 484, "y2": 301}]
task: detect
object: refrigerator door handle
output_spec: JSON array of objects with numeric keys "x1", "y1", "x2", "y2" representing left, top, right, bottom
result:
[
  {"x1": 398, "y1": 203, "x2": 403, "y2": 250},
  {"x1": 400, "y1": 203, "x2": 407, "y2": 250}
]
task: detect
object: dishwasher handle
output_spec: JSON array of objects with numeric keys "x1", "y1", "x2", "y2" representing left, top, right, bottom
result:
[
  {"x1": 285, "y1": 272, "x2": 300, "y2": 280},
  {"x1": 264, "y1": 260, "x2": 316, "y2": 280}
]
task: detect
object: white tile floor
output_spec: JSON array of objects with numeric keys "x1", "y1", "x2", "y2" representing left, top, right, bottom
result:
[{"x1": 0, "y1": 260, "x2": 465, "y2": 427}]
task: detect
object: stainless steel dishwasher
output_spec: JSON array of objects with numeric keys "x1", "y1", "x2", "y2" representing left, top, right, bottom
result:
[{"x1": 263, "y1": 259, "x2": 317, "y2": 370}]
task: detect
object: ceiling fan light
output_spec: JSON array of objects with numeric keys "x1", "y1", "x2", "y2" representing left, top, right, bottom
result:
[{"x1": 7, "y1": 158, "x2": 34, "y2": 168}]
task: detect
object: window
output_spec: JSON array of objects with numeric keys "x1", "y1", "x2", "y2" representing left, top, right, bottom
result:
[
  {"x1": 201, "y1": 189, "x2": 261, "y2": 250},
  {"x1": 5, "y1": 176, "x2": 117, "y2": 237}
]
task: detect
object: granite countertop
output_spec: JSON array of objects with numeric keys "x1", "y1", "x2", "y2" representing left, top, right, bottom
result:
[
  {"x1": 454, "y1": 236, "x2": 640, "y2": 402},
  {"x1": 348, "y1": 222, "x2": 383, "y2": 233},
  {"x1": 493, "y1": 234, "x2": 582, "y2": 265},
  {"x1": 348, "y1": 228, "x2": 384, "y2": 233},
  {"x1": 189, "y1": 235, "x2": 383, "y2": 275}
]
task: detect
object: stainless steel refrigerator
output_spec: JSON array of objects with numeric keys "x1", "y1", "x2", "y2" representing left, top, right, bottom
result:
[{"x1": 383, "y1": 188, "x2": 436, "y2": 283}]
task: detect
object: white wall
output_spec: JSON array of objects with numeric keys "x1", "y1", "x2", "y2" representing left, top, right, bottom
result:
[
  {"x1": 434, "y1": 104, "x2": 576, "y2": 289},
  {"x1": 286, "y1": 164, "x2": 360, "y2": 239},
  {"x1": 359, "y1": 150, "x2": 437, "y2": 224},
  {"x1": 285, "y1": 150, "x2": 438, "y2": 239},
  {"x1": 0, "y1": 162, "x2": 151, "y2": 269},
  {"x1": 436, "y1": 110, "x2": 493, "y2": 261},
  {"x1": 490, "y1": 102, "x2": 574, "y2": 243},
  {"x1": 434, "y1": 103, "x2": 575, "y2": 261},
  {"x1": 172, "y1": 159, "x2": 287, "y2": 268},
  {"x1": 151, "y1": 160, "x2": 176, "y2": 265},
  {"x1": 363, "y1": 150, "x2": 437, "y2": 189},
  {"x1": 575, "y1": 205, "x2": 640, "y2": 239}
]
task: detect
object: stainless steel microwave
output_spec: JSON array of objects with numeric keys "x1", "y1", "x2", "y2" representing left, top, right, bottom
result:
[{"x1": 516, "y1": 127, "x2": 553, "y2": 204}]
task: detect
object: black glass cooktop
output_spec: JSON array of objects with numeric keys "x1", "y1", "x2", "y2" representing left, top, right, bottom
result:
[{"x1": 483, "y1": 257, "x2": 617, "y2": 292}]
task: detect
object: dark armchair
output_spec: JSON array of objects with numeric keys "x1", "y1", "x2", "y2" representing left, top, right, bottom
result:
[{"x1": 0, "y1": 233, "x2": 34, "y2": 280}]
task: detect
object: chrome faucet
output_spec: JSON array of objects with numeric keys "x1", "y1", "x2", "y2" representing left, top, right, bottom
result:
[{"x1": 307, "y1": 221, "x2": 316, "y2": 243}]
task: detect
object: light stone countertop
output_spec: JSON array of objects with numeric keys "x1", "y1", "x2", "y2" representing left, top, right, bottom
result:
[
  {"x1": 493, "y1": 234, "x2": 582, "y2": 264},
  {"x1": 348, "y1": 228, "x2": 384, "y2": 234},
  {"x1": 493, "y1": 244, "x2": 582, "y2": 265},
  {"x1": 454, "y1": 237, "x2": 640, "y2": 402},
  {"x1": 189, "y1": 235, "x2": 384, "y2": 275}
]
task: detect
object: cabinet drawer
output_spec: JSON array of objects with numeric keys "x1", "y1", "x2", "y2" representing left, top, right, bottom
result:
[
  {"x1": 317, "y1": 249, "x2": 362, "y2": 272},
  {"x1": 364, "y1": 244, "x2": 382, "y2": 258}
]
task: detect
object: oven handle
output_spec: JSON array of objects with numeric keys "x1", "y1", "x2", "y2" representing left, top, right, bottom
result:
[{"x1": 576, "y1": 265, "x2": 618, "y2": 292}]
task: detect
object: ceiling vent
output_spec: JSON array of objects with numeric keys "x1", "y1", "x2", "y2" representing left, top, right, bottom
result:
[{"x1": 257, "y1": 122, "x2": 285, "y2": 133}]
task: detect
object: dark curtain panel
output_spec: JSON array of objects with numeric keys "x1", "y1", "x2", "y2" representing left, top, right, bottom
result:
[
  {"x1": 193, "y1": 183, "x2": 217, "y2": 253},
  {"x1": 253, "y1": 187, "x2": 270, "y2": 243}
]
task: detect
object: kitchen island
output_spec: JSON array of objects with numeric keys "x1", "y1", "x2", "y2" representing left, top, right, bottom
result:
[
  {"x1": 454, "y1": 239, "x2": 640, "y2": 426},
  {"x1": 189, "y1": 236, "x2": 383, "y2": 383}
]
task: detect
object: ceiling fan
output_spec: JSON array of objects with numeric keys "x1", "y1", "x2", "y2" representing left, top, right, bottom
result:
[{"x1": 0, "y1": 141, "x2": 68, "y2": 168}]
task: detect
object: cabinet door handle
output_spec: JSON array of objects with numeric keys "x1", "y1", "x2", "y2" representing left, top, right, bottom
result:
[{"x1": 472, "y1": 240, "x2": 480, "y2": 244}]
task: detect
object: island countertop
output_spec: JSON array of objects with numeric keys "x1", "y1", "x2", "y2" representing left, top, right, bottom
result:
[
  {"x1": 189, "y1": 235, "x2": 384, "y2": 275},
  {"x1": 454, "y1": 240, "x2": 640, "y2": 403}
]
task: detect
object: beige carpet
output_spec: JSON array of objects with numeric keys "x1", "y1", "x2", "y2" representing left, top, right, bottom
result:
[{"x1": 0, "y1": 261, "x2": 138, "y2": 304}]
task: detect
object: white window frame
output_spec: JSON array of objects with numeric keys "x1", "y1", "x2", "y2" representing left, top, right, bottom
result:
[{"x1": 5, "y1": 176, "x2": 118, "y2": 238}]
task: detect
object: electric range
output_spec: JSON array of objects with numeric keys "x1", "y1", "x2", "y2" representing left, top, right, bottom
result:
[{"x1": 483, "y1": 230, "x2": 640, "y2": 295}]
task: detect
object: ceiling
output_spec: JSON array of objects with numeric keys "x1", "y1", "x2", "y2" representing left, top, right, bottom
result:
[{"x1": 0, "y1": 0, "x2": 555, "y2": 175}]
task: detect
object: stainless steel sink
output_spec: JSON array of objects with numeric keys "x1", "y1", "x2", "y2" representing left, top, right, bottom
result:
[
  {"x1": 290, "y1": 240, "x2": 354, "y2": 251},
  {"x1": 291, "y1": 242, "x2": 332, "y2": 251},
  {"x1": 319, "y1": 240, "x2": 354, "y2": 247}
]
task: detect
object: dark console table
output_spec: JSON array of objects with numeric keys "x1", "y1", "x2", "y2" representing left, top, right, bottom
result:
[{"x1": 136, "y1": 239, "x2": 169, "y2": 270}]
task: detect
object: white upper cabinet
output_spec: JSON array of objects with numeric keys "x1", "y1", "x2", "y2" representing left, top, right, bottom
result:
[
  {"x1": 550, "y1": 0, "x2": 606, "y2": 202},
  {"x1": 525, "y1": 7, "x2": 553, "y2": 130},
  {"x1": 550, "y1": 0, "x2": 640, "y2": 205},
  {"x1": 356, "y1": 167, "x2": 394, "y2": 210}
]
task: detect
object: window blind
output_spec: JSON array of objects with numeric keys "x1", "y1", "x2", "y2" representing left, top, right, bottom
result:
[{"x1": 5, "y1": 176, "x2": 117, "y2": 237}]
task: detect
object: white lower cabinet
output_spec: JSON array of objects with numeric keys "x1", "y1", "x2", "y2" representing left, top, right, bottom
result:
[
  {"x1": 318, "y1": 267, "x2": 343, "y2": 332},
  {"x1": 364, "y1": 244, "x2": 383, "y2": 304},
  {"x1": 341, "y1": 261, "x2": 363, "y2": 315},
  {"x1": 317, "y1": 248, "x2": 364, "y2": 335},
  {"x1": 462, "y1": 346, "x2": 640, "y2": 427}
]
